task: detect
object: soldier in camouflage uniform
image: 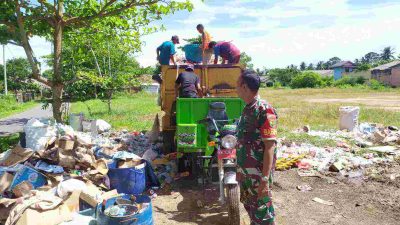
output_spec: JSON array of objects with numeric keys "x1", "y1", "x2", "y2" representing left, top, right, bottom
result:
[{"x1": 236, "y1": 70, "x2": 278, "y2": 225}]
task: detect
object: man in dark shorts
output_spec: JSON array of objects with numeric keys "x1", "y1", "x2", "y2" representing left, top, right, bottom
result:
[
  {"x1": 208, "y1": 41, "x2": 241, "y2": 64},
  {"x1": 175, "y1": 64, "x2": 203, "y2": 98}
]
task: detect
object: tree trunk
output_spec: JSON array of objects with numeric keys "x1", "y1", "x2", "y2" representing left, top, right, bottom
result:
[
  {"x1": 107, "y1": 90, "x2": 113, "y2": 114},
  {"x1": 52, "y1": 1, "x2": 64, "y2": 122},
  {"x1": 52, "y1": 83, "x2": 64, "y2": 122}
]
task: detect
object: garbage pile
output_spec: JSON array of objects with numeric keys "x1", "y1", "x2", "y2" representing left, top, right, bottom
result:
[
  {"x1": 277, "y1": 123, "x2": 400, "y2": 179},
  {"x1": 0, "y1": 117, "x2": 170, "y2": 225}
]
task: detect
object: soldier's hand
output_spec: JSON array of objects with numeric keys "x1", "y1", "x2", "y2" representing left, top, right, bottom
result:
[{"x1": 257, "y1": 181, "x2": 270, "y2": 199}]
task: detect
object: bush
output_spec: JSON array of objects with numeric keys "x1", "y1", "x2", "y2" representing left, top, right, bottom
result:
[
  {"x1": 368, "y1": 79, "x2": 386, "y2": 90},
  {"x1": 268, "y1": 68, "x2": 300, "y2": 86},
  {"x1": 290, "y1": 71, "x2": 323, "y2": 88},
  {"x1": 321, "y1": 76, "x2": 334, "y2": 87},
  {"x1": 273, "y1": 81, "x2": 282, "y2": 88},
  {"x1": 356, "y1": 64, "x2": 372, "y2": 71},
  {"x1": 333, "y1": 76, "x2": 366, "y2": 87}
]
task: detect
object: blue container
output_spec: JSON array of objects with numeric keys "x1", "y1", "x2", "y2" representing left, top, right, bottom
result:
[
  {"x1": 108, "y1": 161, "x2": 146, "y2": 195},
  {"x1": 9, "y1": 166, "x2": 47, "y2": 190},
  {"x1": 97, "y1": 195, "x2": 153, "y2": 225},
  {"x1": 183, "y1": 44, "x2": 202, "y2": 63}
]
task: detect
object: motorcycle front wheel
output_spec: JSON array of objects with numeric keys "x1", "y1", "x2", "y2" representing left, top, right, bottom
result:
[{"x1": 226, "y1": 184, "x2": 240, "y2": 225}]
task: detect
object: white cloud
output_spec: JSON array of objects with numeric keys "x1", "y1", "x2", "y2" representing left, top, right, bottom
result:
[{"x1": 138, "y1": 0, "x2": 400, "y2": 68}]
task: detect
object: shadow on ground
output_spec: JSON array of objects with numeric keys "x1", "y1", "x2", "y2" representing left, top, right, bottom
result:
[{"x1": 153, "y1": 179, "x2": 247, "y2": 225}]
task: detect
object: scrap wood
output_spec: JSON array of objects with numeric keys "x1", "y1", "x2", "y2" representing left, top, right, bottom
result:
[
  {"x1": 312, "y1": 197, "x2": 334, "y2": 206},
  {"x1": 297, "y1": 170, "x2": 321, "y2": 177}
]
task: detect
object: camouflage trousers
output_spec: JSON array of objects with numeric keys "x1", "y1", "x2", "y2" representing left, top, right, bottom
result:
[{"x1": 237, "y1": 167, "x2": 275, "y2": 225}]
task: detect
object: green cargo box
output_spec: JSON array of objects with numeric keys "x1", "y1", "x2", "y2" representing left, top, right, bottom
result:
[{"x1": 176, "y1": 97, "x2": 245, "y2": 153}]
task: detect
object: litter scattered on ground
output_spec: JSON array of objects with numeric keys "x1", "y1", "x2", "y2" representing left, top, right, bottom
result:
[
  {"x1": 283, "y1": 122, "x2": 400, "y2": 181},
  {"x1": 297, "y1": 184, "x2": 312, "y2": 192}
]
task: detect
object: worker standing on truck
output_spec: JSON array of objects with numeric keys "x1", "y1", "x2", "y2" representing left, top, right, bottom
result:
[
  {"x1": 208, "y1": 41, "x2": 241, "y2": 64},
  {"x1": 236, "y1": 70, "x2": 278, "y2": 225},
  {"x1": 196, "y1": 24, "x2": 212, "y2": 65},
  {"x1": 157, "y1": 35, "x2": 180, "y2": 65},
  {"x1": 175, "y1": 64, "x2": 203, "y2": 98}
]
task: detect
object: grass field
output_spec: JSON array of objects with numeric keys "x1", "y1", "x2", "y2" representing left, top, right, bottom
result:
[
  {"x1": 71, "y1": 88, "x2": 400, "y2": 146},
  {"x1": 70, "y1": 92, "x2": 160, "y2": 131},
  {"x1": 260, "y1": 87, "x2": 400, "y2": 145},
  {"x1": 0, "y1": 95, "x2": 38, "y2": 119}
]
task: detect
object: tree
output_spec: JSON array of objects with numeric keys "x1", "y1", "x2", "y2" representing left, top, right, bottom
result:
[
  {"x1": 0, "y1": 0, "x2": 192, "y2": 122},
  {"x1": 240, "y1": 52, "x2": 254, "y2": 69},
  {"x1": 0, "y1": 57, "x2": 33, "y2": 91},
  {"x1": 69, "y1": 35, "x2": 143, "y2": 113},
  {"x1": 364, "y1": 52, "x2": 380, "y2": 64},
  {"x1": 290, "y1": 71, "x2": 323, "y2": 88},
  {"x1": 307, "y1": 63, "x2": 314, "y2": 70},
  {"x1": 324, "y1": 57, "x2": 341, "y2": 69},
  {"x1": 300, "y1": 62, "x2": 306, "y2": 71},
  {"x1": 356, "y1": 63, "x2": 372, "y2": 72},
  {"x1": 267, "y1": 68, "x2": 300, "y2": 86},
  {"x1": 381, "y1": 46, "x2": 395, "y2": 61},
  {"x1": 316, "y1": 61, "x2": 325, "y2": 70}
]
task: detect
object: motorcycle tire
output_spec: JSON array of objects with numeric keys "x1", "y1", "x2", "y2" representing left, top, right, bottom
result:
[{"x1": 226, "y1": 184, "x2": 240, "y2": 225}]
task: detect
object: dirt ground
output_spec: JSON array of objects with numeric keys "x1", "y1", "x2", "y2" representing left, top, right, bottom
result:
[
  {"x1": 307, "y1": 95, "x2": 400, "y2": 111},
  {"x1": 153, "y1": 167, "x2": 400, "y2": 225}
]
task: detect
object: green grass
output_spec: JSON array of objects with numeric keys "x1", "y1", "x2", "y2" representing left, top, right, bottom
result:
[
  {"x1": 70, "y1": 92, "x2": 160, "y2": 131},
  {"x1": 0, "y1": 133, "x2": 19, "y2": 153},
  {"x1": 0, "y1": 95, "x2": 38, "y2": 119},
  {"x1": 260, "y1": 87, "x2": 400, "y2": 130}
]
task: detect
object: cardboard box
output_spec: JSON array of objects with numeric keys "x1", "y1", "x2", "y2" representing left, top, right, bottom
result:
[
  {"x1": 0, "y1": 172, "x2": 14, "y2": 193},
  {"x1": 15, "y1": 191, "x2": 81, "y2": 225},
  {"x1": 0, "y1": 145, "x2": 33, "y2": 167},
  {"x1": 12, "y1": 181, "x2": 33, "y2": 197},
  {"x1": 58, "y1": 139, "x2": 75, "y2": 151},
  {"x1": 10, "y1": 166, "x2": 47, "y2": 190}
]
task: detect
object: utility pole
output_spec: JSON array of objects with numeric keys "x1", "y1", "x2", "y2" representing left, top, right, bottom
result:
[{"x1": 2, "y1": 44, "x2": 7, "y2": 95}]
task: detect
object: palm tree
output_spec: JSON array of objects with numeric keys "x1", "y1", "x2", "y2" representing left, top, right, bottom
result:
[
  {"x1": 381, "y1": 47, "x2": 395, "y2": 61},
  {"x1": 307, "y1": 63, "x2": 314, "y2": 70}
]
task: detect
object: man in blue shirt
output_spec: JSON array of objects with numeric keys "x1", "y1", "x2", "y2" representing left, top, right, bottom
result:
[{"x1": 157, "y1": 35, "x2": 179, "y2": 65}]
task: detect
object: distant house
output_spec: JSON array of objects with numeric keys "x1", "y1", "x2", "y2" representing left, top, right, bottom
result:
[
  {"x1": 371, "y1": 60, "x2": 400, "y2": 87},
  {"x1": 310, "y1": 70, "x2": 334, "y2": 77},
  {"x1": 330, "y1": 61, "x2": 356, "y2": 80}
]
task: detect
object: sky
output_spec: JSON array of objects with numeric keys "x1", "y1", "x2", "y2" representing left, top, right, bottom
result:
[{"x1": 1, "y1": 0, "x2": 400, "y2": 70}]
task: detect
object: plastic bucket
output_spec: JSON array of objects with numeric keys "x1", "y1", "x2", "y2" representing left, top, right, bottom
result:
[
  {"x1": 97, "y1": 195, "x2": 153, "y2": 225},
  {"x1": 108, "y1": 161, "x2": 146, "y2": 195},
  {"x1": 183, "y1": 44, "x2": 202, "y2": 63}
]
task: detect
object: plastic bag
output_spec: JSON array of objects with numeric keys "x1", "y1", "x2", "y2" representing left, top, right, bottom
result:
[
  {"x1": 339, "y1": 106, "x2": 360, "y2": 131},
  {"x1": 96, "y1": 119, "x2": 111, "y2": 133},
  {"x1": 56, "y1": 179, "x2": 87, "y2": 198},
  {"x1": 24, "y1": 119, "x2": 57, "y2": 151}
]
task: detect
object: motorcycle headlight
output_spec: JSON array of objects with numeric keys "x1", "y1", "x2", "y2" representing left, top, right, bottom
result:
[{"x1": 221, "y1": 135, "x2": 237, "y2": 149}]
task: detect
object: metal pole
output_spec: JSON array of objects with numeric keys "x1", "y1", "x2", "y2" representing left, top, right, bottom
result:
[{"x1": 3, "y1": 44, "x2": 7, "y2": 95}]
